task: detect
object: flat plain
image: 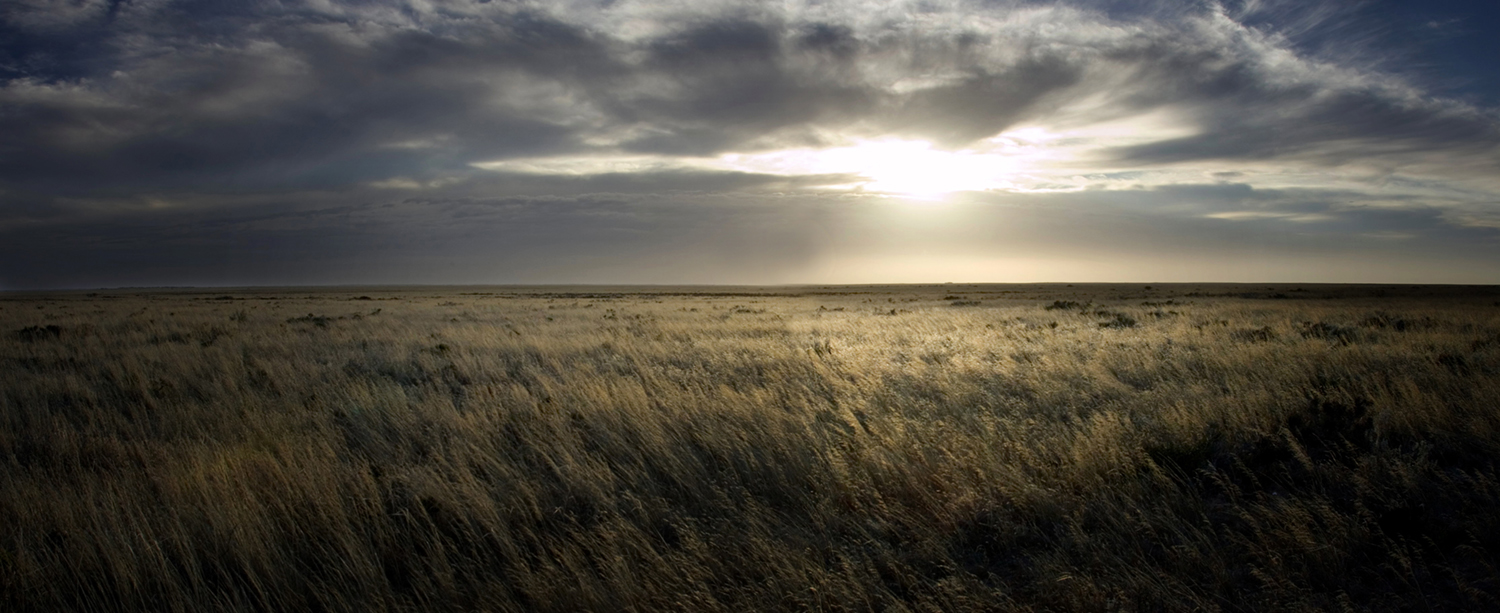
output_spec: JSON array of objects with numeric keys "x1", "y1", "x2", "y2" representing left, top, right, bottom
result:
[{"x1": 2, "y1": 284, "x2": 1498, "y2": 612}]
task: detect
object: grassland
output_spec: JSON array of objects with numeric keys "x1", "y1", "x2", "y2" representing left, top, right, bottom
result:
[{"x1": 2, "y1": 284, "x2": 1499, "y2": 612}]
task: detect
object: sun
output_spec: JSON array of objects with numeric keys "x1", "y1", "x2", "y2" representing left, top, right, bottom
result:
[{"x1": 829, "y1": 140, "x2": 1015, "y2": 199}]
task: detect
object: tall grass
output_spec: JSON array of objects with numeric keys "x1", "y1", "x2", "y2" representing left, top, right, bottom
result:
[{"x1": 2, "y1": 285, "x2": 1498, "y2": 611}]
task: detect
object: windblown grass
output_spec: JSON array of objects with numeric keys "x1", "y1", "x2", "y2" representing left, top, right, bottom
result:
[{"x1": 2, "y1": 284, "x2": 1498, "y2": 611}]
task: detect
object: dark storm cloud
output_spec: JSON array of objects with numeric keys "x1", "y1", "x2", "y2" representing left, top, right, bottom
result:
[
  {"x1": 5, "y1": 0, "x2": 1498, "y2": 196},
  {"x1": 1, "y1": 4, "x2": 618, "y2": 196},
  {"x1": 4, "y1": 3, "x2": 898, "y2": 199},
  {"x1": 1104, "y1": 49, "x2": 1500, "y2": 168},
  {"x1": 890, "y1": 54, "x2": 1082, "y2": 146},
  {"x1": 612, "y1": 19, "x2": 878, "y2": 155}
]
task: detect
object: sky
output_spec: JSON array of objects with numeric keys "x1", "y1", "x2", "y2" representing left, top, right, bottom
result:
[{"x1": 2, "y1": 0, "x2": 1499, "y2": 289}]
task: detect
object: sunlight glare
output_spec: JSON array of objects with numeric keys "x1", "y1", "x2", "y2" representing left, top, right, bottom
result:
[
  {"x1": 719, "y1": 139, "x2": 1021, "y2": 201},
  {"x1": 472, "y1": 126, "x2": 1138, "y2": 198}
]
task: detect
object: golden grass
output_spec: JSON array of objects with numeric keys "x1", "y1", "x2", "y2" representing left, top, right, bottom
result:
[{"x1": 2, "y1": 284, "x2": 1498, "y2": 611}]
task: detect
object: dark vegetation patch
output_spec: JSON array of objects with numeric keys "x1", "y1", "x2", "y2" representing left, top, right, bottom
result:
[
  {"x1": 1300, "y1": 321, "x2": 1355, "y2": 345},
  {"x1": 286, "y1": 313, "x2": 340, "y2": 328},
  {"x1": 1133, "y1": 393, "x2": 1500, "y2": 610},
  {"x1": 12, "y1": 325, "x2": 62, "y2": 341},
  {"x1": 285, "y1": 310, "x2": 380, "y2": 328},
  {"x1": 1232, "y1": 326, "x2": 1278, "y2": 342},
  {"x1": 1360, "y1": 312, "x2": 1438, "y2": 332}
]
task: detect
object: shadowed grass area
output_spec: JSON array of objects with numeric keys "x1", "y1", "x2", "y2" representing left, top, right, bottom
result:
[{"x1": 2, "y1": 284, "x2": 1498, "y2": 611}]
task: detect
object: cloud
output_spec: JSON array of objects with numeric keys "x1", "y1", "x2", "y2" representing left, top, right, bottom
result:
[
  {"x1": 5, "y1": 1, "x2": 1498, "y2": 191},
  {"x1": 2, "y1": 4, "x2": 624, "y2": 195}
]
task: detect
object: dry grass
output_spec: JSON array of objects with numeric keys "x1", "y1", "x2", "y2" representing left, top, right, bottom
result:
[{"x1": 2, "y1": 284, "x2": 1498, "y2": 612}]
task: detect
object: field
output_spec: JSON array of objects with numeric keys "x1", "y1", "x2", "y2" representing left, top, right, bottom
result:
[{"x1": 3, "y1": 284, "x2": 1499, "y2": 612}]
